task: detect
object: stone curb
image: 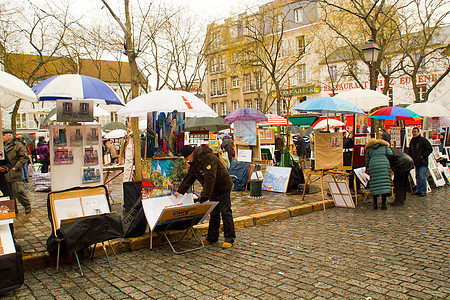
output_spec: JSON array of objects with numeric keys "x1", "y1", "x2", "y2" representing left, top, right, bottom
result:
[{"x1": 22, "y1": 200, "x2": 335, "y2": 271}]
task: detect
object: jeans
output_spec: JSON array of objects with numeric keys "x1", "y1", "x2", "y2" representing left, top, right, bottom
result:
[
  {"x1": 415, "y1": 166, "x2": 428, "y2": 194},
  {"x1": 207, "y1": 190, "x2": 235, "y2": 244}
]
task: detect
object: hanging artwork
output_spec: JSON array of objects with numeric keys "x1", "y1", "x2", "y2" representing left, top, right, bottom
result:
[
  {"x1": 84, "y1": 147, "x2": 99, "y2": 166},
  {"x1": 146, "y1": 111, "x2": 185, "y2": 158},
  {"x1": 262, "y1": 166, "x2": 292, "y2": 193},
  {"x1": 69, "y1": 127, "x2": 83, "y2": 147},
  {"x1": 53, "y1": 148, "x2": 74, "y2": 164},
  {"x1": 53, "y1": 127, "x2": 67, "y2": 147},
  {"x1": 85, "y1": 126, "x2": 100, "y2": 145},
  {"x1": 234, "y1": 120, "x2": 257, "y2": 145},
  {"x1": 142, "y1": 158, "x2": 188, "y2": 198},
  {"x1": 56, "y1": 100, "x2": 94, "y2": 122},
  {"x1": 82, "y1": 167, "x2": 101, "y2": 183}
]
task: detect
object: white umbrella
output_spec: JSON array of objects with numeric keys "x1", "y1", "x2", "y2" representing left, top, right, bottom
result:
[
  {"x1": 313, "y1": 118, "x2": 345, "y2": 129},
  {"x1": 105, "y1": 129, "x2": 127, "y2": 139},
  {"x1": 139, "y1": 119, "x2": 147, "y2": 130},
  {"x1": 333, "y1": 89, "x2": 390, "y2": 112},
  {"x1": 94, "y1": 106, "x2": 110, "y2": 116},
  {"x1": 118, "y1": 90, "x2": 217, "y2": 118},
  {"x1": 0, "y1": 71, "x2": 38, "y2": 108},
  {"x1": 406, "y1": 102, "x2": 450, "y2": 118}
]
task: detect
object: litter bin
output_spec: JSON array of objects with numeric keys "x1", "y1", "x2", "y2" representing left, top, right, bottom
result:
[{"x1": 249, "y1": 180, "x2": 263, "y2": 197}]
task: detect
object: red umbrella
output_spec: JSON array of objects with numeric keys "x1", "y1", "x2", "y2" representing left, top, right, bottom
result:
[{"x1": 368, "y1": 106, "x2": 422, "y2": 120}]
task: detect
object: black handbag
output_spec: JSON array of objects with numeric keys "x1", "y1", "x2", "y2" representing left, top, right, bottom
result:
[
  {"x1": 122, "y1": 195, "x2": 147, "y2": 238},
  {"x1": 0, "y1": 243, "x2": 24, "y2": 294}
]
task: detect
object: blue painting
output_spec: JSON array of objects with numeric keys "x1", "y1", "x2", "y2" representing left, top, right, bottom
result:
[
  {"x1": 262, "y1": 166, "x2": 292, "y2": 193},
  {"x1": 234, "y1": 120, "x2": 256, "y2": 145},
  {"x1": 146, "y1": 111, "x2": 185, "y2": 158}
]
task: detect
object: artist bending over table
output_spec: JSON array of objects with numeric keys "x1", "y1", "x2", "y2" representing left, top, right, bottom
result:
[{"x1": 174, "y1": 144, "x2": 236, "y2": 249}]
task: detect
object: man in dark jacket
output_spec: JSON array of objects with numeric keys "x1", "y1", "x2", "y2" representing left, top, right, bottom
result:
[
  {"x1": 174, "y1": 144, "x2": 236, "y2": 249},
  {"x1": 389, "y1": 148, "x2": 415, "y2": 206},
  {"x1": 408, "y1": 127, "x2": 432, "y2": 197},
  {"x1": 380, "y1": 128, "x2": 391, "y2": 144},
  {"x1": 3, "y1": 129, "x2": 33, "y2": 213},
  {"x1": 221, "y1": 133, "x2": 234, "y2": 164}
]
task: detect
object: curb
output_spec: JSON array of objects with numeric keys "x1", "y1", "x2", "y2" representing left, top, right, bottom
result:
[{"x1": 22, "y1": 200, "x2": 335, "y2": 271}]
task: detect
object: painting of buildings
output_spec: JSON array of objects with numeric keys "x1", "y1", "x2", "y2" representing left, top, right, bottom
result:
[
  {"x1": 142, "y1": 158, "x2": 188, "y2": 198},
  {"x1": 146, "y1": 111, "x2": 185, "y2": 158}
]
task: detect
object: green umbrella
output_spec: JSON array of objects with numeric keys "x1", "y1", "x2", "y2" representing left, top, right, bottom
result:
[
  {"x1": 103, "y1": 122, "x2": 127, "y2": 133},
  {"x1": 185, "y1": 116, "x2": 230, "y2": 132}
]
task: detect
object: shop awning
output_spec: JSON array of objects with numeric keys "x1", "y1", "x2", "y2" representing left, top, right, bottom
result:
[{"x1": 289, "y1": 116, "x2": 320, "y2": 126}]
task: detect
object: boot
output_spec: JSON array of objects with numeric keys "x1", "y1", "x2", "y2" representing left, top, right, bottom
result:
[{"x1": 381, "y1": 198, "x2": 387, "y2": 210}]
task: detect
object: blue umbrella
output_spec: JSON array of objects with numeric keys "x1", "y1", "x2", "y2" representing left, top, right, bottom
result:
[
  {"x1": 292, "y1": 97, "x2": 365, "y2": 114},
  {"x1": 32, "y1": 74, "x2": 124, "y2": 106}
]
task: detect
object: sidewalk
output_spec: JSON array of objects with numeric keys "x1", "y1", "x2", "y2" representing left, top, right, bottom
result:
[{"x1": 13, "y1": 170, "x2": 346, "y2": 270}]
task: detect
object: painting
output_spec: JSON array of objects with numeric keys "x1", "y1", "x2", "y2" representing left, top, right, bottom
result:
[
  {"x1": 69, "y1": 127, "x2": 83, "y2": 147},
  {"x1": 328, "y1": 180, "x2": 355, "y2": 208},
  {"x1": 85, "y1": 126, "x2": 100, "y2": 145},
  {"x1": 209, "y1": 140, "x2": 220, "y2": 151},
  {"x1": 262, "y1": 166, "x2": 292, "y2": 193},
  {"x1": 237, "y1": 149, "x2": 252, "y2": 162},
  {"x1": 56, "y1": 100, "x2": 94, "y2": 122},
  {"x1": 53, "y1": 148, "x2": 74, "y2": 164},
  {"x1": 0, "y1": 198, "x2": 15, "y2": 219},
  {"x1": 53, "y1": 127, "x2": 67, "y2": 147},
  {"x1": 84, "y1": 147, "x2": 99, "y2": 166},
  {"x1": 353, "y1": 167, "x2": 370, "y2": 187},
  {"x1": 146, "y1": 111, "x2": 185, "y2": 158},
  {"x1": 429, "y1": 167, "x2": 445, "y2": 187},
  {"x1": 142, "y1": 158, "x2": 188, "y2": 198},
  {"x1": 82, "y1": 167, "x2": 101, "y2": 183},
  {"x1": 234, "y1": 120, "x2": 256, "y2": 145}
]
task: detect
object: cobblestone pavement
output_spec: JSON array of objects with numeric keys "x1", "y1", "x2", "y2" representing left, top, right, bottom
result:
[
  {"x1": 13, "y1": 170, "x2": 327, "y2": 256},
  {"x1": 3, "y1": 186, "x2": 448, "y2": 299}
]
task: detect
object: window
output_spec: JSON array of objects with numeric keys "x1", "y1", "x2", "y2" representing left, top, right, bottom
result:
[
  {"x1": 297, "y1": 36, "x2": 306, "y2": 55},
  {"x1": 231, "y1": 76, "x2": 239, "y2": 88},
  {"x1": 245, "y1": 99, "x2": 252, "y2": 108},
  {"x1": 110, "y1": 112, "x2": 118, "y2": 122},
  {"x1": 255, "y1": 98, "x2": 262, "y2": 111},
  {"x1": 211, "y1": 79, "x2": 218, "y2": 96},
  {"x1": 212, "y1": 103, "x2": 219, "y2": 114},
  {"x1": 297, "y1": 64, "x2": 307, "y2": 85},
  {"x1": 232, "y1": 101, "x2": 239, "y2": 110},
  {"x1": 210, "y1": 57, "x2": 218, "y2": 73},
  {"x1": 219, "y1": 78, "x2": 227, "y2": 95},
  {"x1": 229, "y1": 24, "x2": 238, "y2": 39},
  {"x1": 218, "y1": 55, "x2": 225, "y2": 71},
  {"x1": 221, "y1": 102, "x2": 227, "y2": 115},
  {"x1": 329, "y1": 65, "x2": 337, "y2": 80},
  {"x1": 279, "y1": 40, "x2": 289, "y2": 58},
  {"x1": 254, "y1": 72, "x2": 262, "y2": 90},
  {"x1": 294, "y1": 7, "x2": 304, "y2": 23},
  {"x1": 15, "y1": 113, "x2": 27, "y2": 129},
  {"x1": 418, "y1": 84, "x2": 427, "y2": 102},
  {"x1": 244, "y1": 73, "x2": 252, "y2": 91}
]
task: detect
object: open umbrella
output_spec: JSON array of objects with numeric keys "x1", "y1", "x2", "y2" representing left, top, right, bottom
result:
[
  {"x1": 225, "y1": 108, "x2": 268, "y2": 123},
  {"x1": 185, "y1": 116, "x2": 230, "y2": 132},
  {"x1": 333, "y1": 89, "x2": 390, "y2": 112},
  {"x1": 103, "y1": 122, "x2": 127, "y2": 133},
  {"x1": 406, "y1": 102, "x2": 450, "y2": 118},
  {"x1": 292, "y1": 97, "x2": 365, "y2": 114},
  {"x1": 32, "y1": 74, "x2": 124, "y2": 106},
  {"x1": 368, "y1": 106, "x2": 422, "y2": 120},
  {"x1": 105, "y1": 129, "x2": 127, "y2": 139},
  {"x1": 257, "y1": 114, "x2": 292, "y2": 126},
  {"x1": 0, "y1": 71, "x2": 38, "y2": 108},
  {"x1": 117, "y1": 90, "x2": 217, "y2": 118},
  {"x1": 313, "y1": 119, "x2": 345, "y2": 129}
]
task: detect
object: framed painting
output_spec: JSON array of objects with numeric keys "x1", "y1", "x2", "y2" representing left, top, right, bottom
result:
[
  {"x1": 53, "y1": 148, "x2": 74, "y2": 165},
  {"x1": 53, "y1": 127, "x2": 67, "y2": 147},
  {"x1": 57, "y1": 100, "x2": 94, "y2": 122},
  {"x1": 146, "y1": 111, "x2": 185, "y2": 158},
  {"x1": 69, "y1": 126, "x2": 83, "y2": 147},
  {"x1": 234, "y1": 120, "x2": 256, "y2": 145},
  {"x1": 262, "y1": 166, "x2": 292, "y2": 193},
  {"x1": 82, "y1": 167, "x2": 101, "y2": 183}
]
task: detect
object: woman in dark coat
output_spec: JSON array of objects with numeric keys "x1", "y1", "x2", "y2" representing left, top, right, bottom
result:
[{"x1": 365, "y1": 139, "x2": 393, "y2": 210}]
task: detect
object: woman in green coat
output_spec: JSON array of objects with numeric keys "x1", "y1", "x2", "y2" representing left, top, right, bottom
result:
[{"x1": 365, "y1": 139, "x2": 393, "y2": 210}]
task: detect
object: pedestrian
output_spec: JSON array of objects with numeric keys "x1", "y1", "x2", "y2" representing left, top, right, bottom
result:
[
  {"x1": 365, "y1": 138, "x2": 393, "y2": 210},
  {"x1": 295, "y1": 134, "x2": 307, "y2": 158},
  {"x1": 0, "y1": 153, "x2": 12, "y2": 197},
  {"x1": 438, "y1": 132, "x2": 445, "y2": 154},
  {"x1": 221, "y1": 133, "x2": 234, "y2": 164},
  {"x1": 389, "y1": 148, "x2": 415, "y2": 206},
  {"x1": 174, "y1": 144, "x2": 236, "y2": 249},
  {"x1": 36, "y1": 136, "x2": 50, "y2": 173},
  {"x1": 105, "y1": 139, "x2": 118, "y2": 164},
  {"x1": 380, "y1": 128, "x2": 391, "y2": 144},
  {"x1": 3, "y1": 129, "x2": 33, "y2": 214},
  {"x1": 408, "y1": 127, "x2": 432, "y2": 197}
]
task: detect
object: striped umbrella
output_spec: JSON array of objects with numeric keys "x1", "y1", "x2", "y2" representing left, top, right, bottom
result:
[
  {"x1": 225, "y1": 108, "x2": 268, "y2": 123},
  {"x1": 257, "y1": 114, "x2": 292, "y2": 126},
  {"x1": 368, "y1": 106, "x2": 422, "y2": 120}
]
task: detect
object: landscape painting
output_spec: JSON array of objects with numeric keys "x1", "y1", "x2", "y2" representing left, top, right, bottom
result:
[
  {"x1": 234, "y1": 120, "x2": 256, "y2": 145},
  {"x1": 262, "y1": 166, "x2": 292, "y2": 193},
  {"x1": 142, "y1": 158, "x2": 188, "y2": 198}
]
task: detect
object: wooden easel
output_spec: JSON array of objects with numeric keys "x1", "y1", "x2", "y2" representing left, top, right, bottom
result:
[{"x1": 302, "y1": 169, "x2": 327, "y2": 210}]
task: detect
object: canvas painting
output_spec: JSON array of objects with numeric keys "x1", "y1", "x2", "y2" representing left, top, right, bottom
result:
[
  {"x1": 69, "y1": 127, "x2": 83, "y2": 147},
  {"x1": 82, "y1": 167, "x2": 101, "y2": 183},
  {"x1": 209, "y1": 140, "x2": 220, "y2": 151},
  {"x1": 57, "y1": 100, "x2": 94, "y2": 122},
  {"x1": 53, "y1": 148, "x2": 74, "y2": 164},
  {"x1": 142, "y1": 158, "x2": 188, "y2": 198},
  {"x1": 353, "y1": 167, "x2": 370, "y2": 187},
  {"x1": 81, "y1": 194, "x2": 110, "y2": 216},
  {"x1": 84, "y1": 147, "x2": 99, "y2": 166},
  {"x1": 53, "y1": 127, "x2": 67, "y2": 147},
  {"x1": 234, "y1": 120, "x2": 256, "y2": 145},
  {"x1": 262, "y1": 166, "x2": 292, "y2": 193},
  {"x1": 0, "y1": 198, "x2": 15, "y2": 219},
  {"x1": 146, "y1": 111, "x2": 185, "y2": 158},
  {"x1": 85, "y1": 127, "x2": 100, "y2": 145},
  {"x1": 328, "y1": 181, "x2": 355, "y2": 208}
]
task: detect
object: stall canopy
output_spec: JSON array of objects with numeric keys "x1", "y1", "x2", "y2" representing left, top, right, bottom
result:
[
  {"x1": 406, "y1": 102, "x2": 450, "y2": 118},
  {"x1": 289, "y1": 115, "x2": 319, "y2": 126},
  {"x1": 0, "y1": 71, "x2": 38, "y2": 108},
  {"x1": 257, "y1": 114, "x2": 292, "y2": 126}
]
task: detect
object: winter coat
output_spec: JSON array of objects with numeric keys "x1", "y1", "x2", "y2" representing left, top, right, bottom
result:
[
  {"x1": 5, "y1": 138, "x2": 29, "y2": 182},
  {"x1": 177, "y1": 144, "x2": 233, "y2": 199},
  {"x1": 221, "y1": 136, "x2": 234, "y2": 159},
  {"x1": 389, "y1": 148, "x2": 414, "y2": 175},
  {"x1": 408, "y1": 135, "x2": 432, "y2": 167},
  {"x1": 36, "y1": 142, "x2": 50, "y2": 159},
  {"x1": 106, "y1": 141, "x2": 118, "y2": 159},
  {"x1": 365, "y1": 139, "x2": 393, "y2": 196}
]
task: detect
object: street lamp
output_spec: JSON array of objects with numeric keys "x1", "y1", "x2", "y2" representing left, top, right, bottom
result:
[{"x1": 362, "y1": 39, "x2": 381, "y2": 90}]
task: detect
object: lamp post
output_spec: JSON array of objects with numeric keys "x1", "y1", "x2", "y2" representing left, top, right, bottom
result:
[{"x1": 361, "y1": 39, "x2": 381, "y2": 90}]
